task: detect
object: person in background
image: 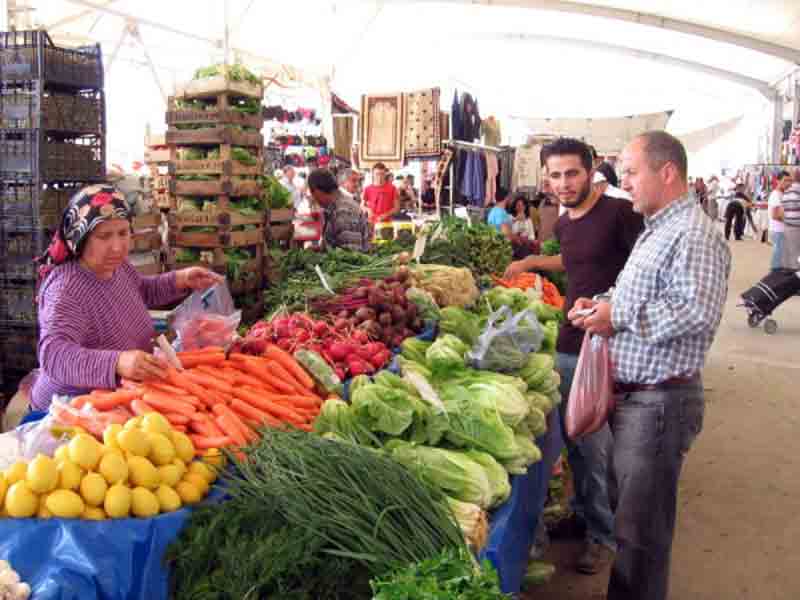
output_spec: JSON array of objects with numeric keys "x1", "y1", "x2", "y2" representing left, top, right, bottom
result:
[
  {"x1": 724, "y1": 184, "x2": 747, "y2": 241},
  {"x1": 337, "y1": 168, "x2": 362, "y2": 205},
  {"x1": 280, "y1": 166, "x2": 304, "y2": 210},
  {"x1": 594, "y1": 162, "x2": 632, "y2": 201},
  {"x1": 398, "y1": 174, "x2": 419, "y2": 213},
  {"x1": 505, "y1": 137, "x2": 643, "y2": 575},
  {"x1": 309, "y1": 169, "x2": 370, "y2": 252},
  {"x1": 363, "y1": 162, "x2": 399, "y2": 223},
  {"x1": 780, "y1": 169, "x2": 800, "y2": 271},
  {"x1": 486, "y1": 187, "x2": 514, "y2": 240},
  {"x1": 768, "y1": 171, "x2": 793, "y2": 270},
  {"x1": 707, "y1": 175, "x2": 720, "y2": 220},
  {"x1": 571, "y1": 131, "x2": 730, "y2": 600},
  {"x1": 28, "y1": 185, "x2": 222, "y2": 416},
  {"x1": 694, "y1": 177, "x2": 707, "y2": 211},
  {"x1": 739, "y1": 184, "x2": 759, "y2": 239},
  {"x1": 510, "y1": 195, "x2": 537, "y2": 259},
  {"x1": 538, "y1": 178, "x2": 560, "y2": 241}
]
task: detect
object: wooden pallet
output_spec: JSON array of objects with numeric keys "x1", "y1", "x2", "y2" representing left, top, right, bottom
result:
[
  {"x1": 131, "y1": 230, "x2": 161, "y2": 252},
  {"x1": 167, "y1": 103, "x2": 263, "y2": 130},
  {"x1": 131, "y1": 211, "x2": 161, "y2": 231},
  {"x1": 129, "y1": 250, "x2": 163, "y2": 276},
  {"x1": 170, "y1": 178, "x2": 262, "y2": 197},
  {"x1": 170, "y1": 158, "x2": 263, "y2": 177},
  {"x1": 168, "y1": 208, "x2": 265, "y2": 228}
]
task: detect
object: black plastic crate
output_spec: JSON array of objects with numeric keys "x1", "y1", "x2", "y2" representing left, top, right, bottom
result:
[
  {"x1": 0, "y1": 324, "x2": 39, "y2": 373},
  {"x1": 0, "y1": 283, "x2": 37, "y2": 326},
  {"x1": 0, "y1": 30, "x2": 103, "y2": 90},
  {"x1": 0, "y1": 129, "x2": 105, "y2": 182},
  {"x1": 0, "y1": 226, "x2": 50, "y2": 282},
  {"x1": 0, "y1": 81, "x2": 105, "y2": 134}
]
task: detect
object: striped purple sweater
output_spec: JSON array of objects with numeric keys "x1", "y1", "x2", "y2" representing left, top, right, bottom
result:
[{"x1": 30, "y1": 261, "x2": 186, "y2": 410}]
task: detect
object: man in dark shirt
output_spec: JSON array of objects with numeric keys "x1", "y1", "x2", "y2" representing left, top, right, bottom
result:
[{"x1": 505, "y1": 137, "x2": 643, "y2": 574}]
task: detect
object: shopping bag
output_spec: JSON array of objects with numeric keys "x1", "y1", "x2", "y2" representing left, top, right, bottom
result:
[
  {"x1": 565, "y1": 334, "x2": 615, "y2": 440},
  {"x1": 468, "y1": 306, "x2": 544, "y2": 372},
  {"x1": 172, "y1": 282, "x2": 241, "y2": 351}
]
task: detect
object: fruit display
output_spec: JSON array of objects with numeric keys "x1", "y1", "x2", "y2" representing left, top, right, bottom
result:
[{"x1": 0, "y1": 413, "x2": 221, "y2": 520}]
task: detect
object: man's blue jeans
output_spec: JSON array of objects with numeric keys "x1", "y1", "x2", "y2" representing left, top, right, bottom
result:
[
  {"x1": 771, "y1": 231, "x2": 785, "y2": 271},
  {"x1": 556, "y1": 352, "x2": 616, "y2": 550}
]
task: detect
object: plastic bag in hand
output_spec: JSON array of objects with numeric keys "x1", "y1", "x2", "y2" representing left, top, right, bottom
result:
[
  {"x1": 172, "y1": 282, "x2": 242, "y2": 351},
  {"x1": 468, "y1": 306, "x2": 544, "y2": 372},
  {"x1": 565, "y1": 334, "x2": 615, "y2": 440}
]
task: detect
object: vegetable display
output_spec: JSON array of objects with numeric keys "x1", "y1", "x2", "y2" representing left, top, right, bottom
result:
[
  {"x1": 420, "y1": 217, "x2": 513, "y2": 280},
  {"x1": 1, "y1": 413, "x2": 218, "y2": 520},
  {"x1": 492, "y1": 272, "x2": 565, "y2": 309},
  {"x1": 408, "y1": 264, "x2": 480, "y2": 308},
  {"x1": 193, "y1": 63, "x2": 261, "y2": 85}
]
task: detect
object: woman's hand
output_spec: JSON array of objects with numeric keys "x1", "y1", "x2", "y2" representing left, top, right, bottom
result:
[
  {"x1": 116, "y1": 350, "x2": 168, "y2": 381},
  {"x1": 176, "y1": 267, "x2": 224, "y2": 292}
]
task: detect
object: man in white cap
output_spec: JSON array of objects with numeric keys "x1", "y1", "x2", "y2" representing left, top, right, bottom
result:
[{"x1": 594, "y1": 162, "x2": 632, "y2": 201}]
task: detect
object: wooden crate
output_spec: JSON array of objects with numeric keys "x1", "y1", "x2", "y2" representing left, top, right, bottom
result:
[
  {"x1": 167, "y1": 106, "x2": 263, "y2": 130},
  {"x1": 166, "y1": 126, "x2": 263, "y2": 148},
  {"x1": 131, "y1": 212, "x2": 161, "y2": 231},
  {"x1": 131, "y1": 231, "x2": 161, "y2": 252},
  {"x1": 269, "y1": 223, "x2": 293, "y2": 242},
  {"x1": 174, "y1": 76, "x2": 263, "y2": 101},
  {"x1": 165, "y1": 244, "x2": 264, "y2": 271},
  {"x1": 168, "y1": 208, "x2": 264, "y2": 228},
  {"x1": 144, "y1": 147, "x2": 170, "y2": 164},
  {"x1": 129, "y1": 250, "x2": 162, "y2": 276},
  {"x1": 169, "y1": 225, "x2": 264, "y2": 248},
  {"x1": 269, "y1": 208, "x2": 294, "y2": 224},
  {"x1": 170, "y1": 158, "x2": 263, "y2": 177},
  {"x1": 170, "y1": 178, "x2": 261, "y2": 197}
]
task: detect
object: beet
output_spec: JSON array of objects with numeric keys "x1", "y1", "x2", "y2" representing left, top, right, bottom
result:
[
  {"x1": 405, "y1": 303, "x2": 418, "y2": 320},
  {"x1": 337, "y1": 310, "x2": 350, "y2": 320},
  {"x1": 355, "y1": 307, "x2": 376, "y2": 323},
  {"x1": 391, "y1": 305, "x2": 407, "y2": 324},
  {"x1": 378, "y1": 312, "x2": 393, "y2": 327},
  {"x1": 333, "y1": 318, "x2": 349, "y2": 330}
]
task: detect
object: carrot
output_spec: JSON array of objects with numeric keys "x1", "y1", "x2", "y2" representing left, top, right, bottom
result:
[
  {"x1": 189, "y1": 419, "x2": 223, "y2": 438},
  {"x1": 163, "y1": 413, "x2": 190, "y2": 426},
  {"x1": 235, "y1": 390, "x2": 306, "y2": 425},
  {"x1": 196, "y1": 365, "x2": 237, "y2": 384},
  {"x1": 263, "y1": 345, "x2": 314, "y2": 390},
  {"x1": 214, "y1": 414, "x2": 247, "y2": 446},
  {"x1": 190, "y1": 434, "x2": 233, "y2": 449},
  {"x1": 230, "y1": 398, "x2": 280, "y2": 427},
  {"x1": 90, "y1": 389, "x2": 112, "y2": 396},
  {"x1": 166, "y1": 366, "x2": 217, "y2": 407},
  {"x1": 178, "y1": 353, "x2": 227, "y2": 369},
  {"x1": 89, "y1": 389, "x2": 142, "y2": 411},
  {"x1": 211, "y1": 404, "x2": 257, "y2": 442},
  {"x1": 177, "y1": 345, "x2": 225, "y2": 355},
  {"x1": 130, "y1": 398, "x2": 155, "y2": 417},
  {"x1": 141, "y1": 391, "x2": 196, "y2": 418},
  {"x1": 235, "y1": 359, "x2": 295, "y2": 395},
  {"x1": 276, "y1": 394, "x2": 321, "y2": 410},
  {"x1": 70, "y1": 395, "x2": 91, "y2": 409},
  {"x1": 264, "y1": 360, "x2": 309, "y2": 395},
  {"x1": 173, "y1": 425, "x2": 188, "y2": 432},
  {"x1": 147, "y1": 381, "x2": 193, "y2": 396},
  {"x1": 183, "y1": 370, "x2": 234, "y2": 394}
]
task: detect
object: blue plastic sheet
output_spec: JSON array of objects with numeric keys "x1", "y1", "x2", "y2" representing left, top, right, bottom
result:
[{"x1": 479, "y1": 409, "x2": 564, "y2": 594}]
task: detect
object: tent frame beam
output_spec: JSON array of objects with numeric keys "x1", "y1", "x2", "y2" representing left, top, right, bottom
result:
[
  {"x1": 451, "y1": 32, "x2": 774, "y2": 99},
  {"x1": 384, "y1": 0, "x2": 800, "y2": 64}
]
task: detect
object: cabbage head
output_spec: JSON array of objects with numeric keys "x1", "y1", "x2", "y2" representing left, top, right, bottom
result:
[
  {"x1": 523, "y1": 406, "x2": 547, "y2": 438},
  {"x1": 387, "y1": 441, "x2": 493, "y2": 509},
  {"x1": 351, "y1": 384, "x2": 415, "y2": 436},
  {"x1": 400, "y1": 338, "x2": 432, "y2": 365},
  {"x1": 466, "y1": 381, "x2": 529, "y2": 427},
  {"x1": 464, "y1": 449, "x2": 511, "y2": 508},
  {"x1": 313, "y1": 397, "x2": 381, "y2": 447},
  {"x1": 501, "y1": 435, "x2": 542, "y2": 475},
  {"x1": 526, "y1": 391, "x2": 553, "y2": 417},
  {"x1": 519, "y1": 353, "x2": 555, "y2": 390},
  {"x1": 439, "y1": 306, "x2": 482, "y2": 347},
  {"x1": 426, "y1": 334, "x2": 469, "y2": 372}
]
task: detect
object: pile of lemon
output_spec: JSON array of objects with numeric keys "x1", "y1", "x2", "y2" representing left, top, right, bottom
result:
[{"x1": 0, "y1": 413, "x2": 223, "y2": 520}]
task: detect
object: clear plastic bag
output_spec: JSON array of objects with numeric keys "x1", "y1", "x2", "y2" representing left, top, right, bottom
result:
[
  {"x1": 565, "y1": 334, "x2": 615, "y2": 440},
  {"x1": 172, "y1": 282, "x2": 242, "y2": 351},
  {"x1": 0, "y1": 412, "x2": 63, "y2": 471},
  {"x1": 468, "y1": 306, "x2": 544, "y2": 372}
]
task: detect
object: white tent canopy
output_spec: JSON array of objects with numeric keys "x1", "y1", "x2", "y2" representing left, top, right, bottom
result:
[{"x1": 5, "y1": 0, "x2": 800, "y2": 174}]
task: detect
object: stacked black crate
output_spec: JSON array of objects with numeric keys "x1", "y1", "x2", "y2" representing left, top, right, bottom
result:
[{"x1": 0, "y1": 30, "x2": 105, "y2": 396}]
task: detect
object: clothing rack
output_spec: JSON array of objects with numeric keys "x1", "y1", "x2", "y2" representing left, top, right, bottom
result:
[{"x1": 443, "y1": 139, "x2": 514, "y2": 213}]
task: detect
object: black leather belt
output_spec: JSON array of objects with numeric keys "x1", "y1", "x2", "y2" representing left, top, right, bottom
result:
[{"x1": 614, "y1": 375, "x2": 699, "y2": 394}]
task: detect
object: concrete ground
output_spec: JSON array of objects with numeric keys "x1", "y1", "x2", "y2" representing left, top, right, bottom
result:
[{"x1": 525, "y1": 236, "x2": 800, "y2": 600}]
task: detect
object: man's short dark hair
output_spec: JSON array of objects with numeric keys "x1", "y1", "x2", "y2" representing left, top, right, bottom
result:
[
  {"x1": 540, "y1": 137, "x2": 593, "y2": 172},
  {"x1": 308, "y1": 169, "x2": 338, "y2": 194},
  {"x1": 636, "y1": 131, "x2": 688, "y2": 179},
  {"x1": 596, "y1": 162, "x2": 619, "y2": 187},
  {"x1": 589, "y1": 145, "x2": 598, "y2": 160},
  {"x1": 778, "y1": 170, "x2": 791, "y2": 180},
  {"x1": 373, "y1": 162, "x2": 387, "y2": 170},
  {"x1": 496, "y1": 186, "x2": 509, "y2": 202}
]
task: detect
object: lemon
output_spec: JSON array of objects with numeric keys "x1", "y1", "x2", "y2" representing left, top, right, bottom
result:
[
  {"x1": 54, "y1": 445, "x2": 71, "y2": 463},
  {"x1": 155, "y1": 485, "x2": 182, "y2": 513},
  {"x1": 4, "y1": 462, "x2": 28, "y2": 486},
  {"x1": 127, "y1": 456, "x2": 160, "y2": 489},
  {"x1": 98, "y1": 452, "x2": 129, "y2": 485},
  {"x1": 27, "y1": 454, "x2": 59, "y2": 494},
  {"x1": 117, "y1": 428, "x2": 151, "y2": 457},
  {"x1": 68, "y1": 434, "x2": 101, "y2": 470},
  {"x1": 0, "y1": 473, "x2": 7, "y2": 507},
  {"x1": 57, "y1": 460, "x2": 84, "y2": 491},
  {"x1": 37, "y1": 494, "x2": 53, "y2": 519},
  {"x1": 157, "y1": 464, "x2": 181, "y2": 488},
  {"x1": 46, "y1": 489, "x2": 85, "y2": 518},
  {"x1": 5, "y1": 481, "x2": 38, "y2": 517},
  {"x1": 147, "y1": 432, "x2": 176, "y2": 466},
  {"x1": 142, "y1": 413, "x2": 172, "y2": 436},
  {"x1": 104, "y1": 484, "x2": 132, "y2": 518},
  {"x1": 172, "y1": 458, "x2": 187, "y2": 478},
  {"x1": 188, "y1": 461, "x2": 217, "y2": 485},
  {"x1": 183, "y1": 473, "x2": 209, "y2": 496},
  {"x1": 103, "y1": 424, "x2": 123, "y2": 450},
  {"x1": 83, "y1": 506, "x2": 107, "y2": 521},
  {"x1": 124, "y1": 416, "x2": 143, "y2": 430},
  {"x1": 131, "y1": 487, "x2": 159, "y2": 518},
  {"x1": 171, "y1": 431, "x2": 196, "y2": 463},
  {"x1": 175, "y1": 480, "x2": 202, "y2": 505},
  {"x1": 80, "y1": 472, "x2": 108, "y2": 507},
  {"x1": 201, "y1": 448, "x2": 225, "y2": 470}
]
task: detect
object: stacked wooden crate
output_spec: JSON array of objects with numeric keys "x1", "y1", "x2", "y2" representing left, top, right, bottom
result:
[
  {"x1": 164, "y1": 74, "x2": 266, "y2": 304},
  {"x1": 144, "y1": 132, "x2": 170, "y2": 210}
]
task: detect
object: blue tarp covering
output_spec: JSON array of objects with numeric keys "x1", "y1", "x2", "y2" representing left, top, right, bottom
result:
[{"x1": 480, "y1": 409, "x2": 563, "y2": 594}]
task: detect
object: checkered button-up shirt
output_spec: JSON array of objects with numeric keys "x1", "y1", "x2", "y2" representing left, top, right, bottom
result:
[{"x1": 609, "y1": 194, "x2": 731, "y2": 384}]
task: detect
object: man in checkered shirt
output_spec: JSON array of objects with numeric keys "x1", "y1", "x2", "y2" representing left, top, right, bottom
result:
[{"x1": 569, "y1": 131, "x2": 731, "y2": 600}]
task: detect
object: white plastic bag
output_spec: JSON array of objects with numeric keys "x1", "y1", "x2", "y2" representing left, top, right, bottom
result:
[
  {"x1": 172, "y1": 282, "x2": 242, "y2": 351},
  {"x1": 468, "y1": 306, "x2": 544, "y2": 372}
]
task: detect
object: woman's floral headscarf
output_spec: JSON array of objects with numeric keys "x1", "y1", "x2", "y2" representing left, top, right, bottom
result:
[{"x1": 37, "y1": 184, "x2": 131, "y2": 283}]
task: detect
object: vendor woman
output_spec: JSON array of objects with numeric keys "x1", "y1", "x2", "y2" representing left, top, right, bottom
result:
[{"x1": 29, "y1": 185, "x2": 222, "y2": 412}]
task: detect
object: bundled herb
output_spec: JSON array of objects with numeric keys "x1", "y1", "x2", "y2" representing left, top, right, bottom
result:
[
  {"x1": 224, "y1": 248, "x2": 252, "y2": 281},
  {"x1": 231, "y1": 146, "x2": 257, "y2": 165},
  {"x1": 260, "y1": 174, "x2": 292, "y2": 209},
  {"x1": 193, "y1": 63, "x2": 261, "y2": 85},
  {"x1": 421, "y1": 217, "x2": 513, "y2": 279},
  {"x1": 229, "y1": 195, "x2": 264, "y2": 216},
  {"x1": 370, "y1": 547, "x2": 507, "y2": 599},
  {"x1": 221, "y1": 429, "x2": 467, "y2": 575}
]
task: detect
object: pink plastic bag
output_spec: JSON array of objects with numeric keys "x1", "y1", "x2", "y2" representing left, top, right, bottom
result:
[{"x1": 566, "y1": 334, "x2": 615, "y2": 440}]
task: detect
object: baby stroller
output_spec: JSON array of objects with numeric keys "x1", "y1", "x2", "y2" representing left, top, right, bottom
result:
[{"x1": 740, "y1": 268, "x2": 800, "y2": 334}]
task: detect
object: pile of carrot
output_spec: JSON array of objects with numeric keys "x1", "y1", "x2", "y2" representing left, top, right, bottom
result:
[
  {"x1": 492, "y1": 273, "x2": 565, "y2": 309},
  {"x1": 54, "y1": 344, "x2": 325, "y2": 455}
]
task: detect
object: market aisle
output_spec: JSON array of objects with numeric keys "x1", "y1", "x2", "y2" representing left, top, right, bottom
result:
[{"x1": 526, "y1": 238, "x2": 800, "y2": 600}]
